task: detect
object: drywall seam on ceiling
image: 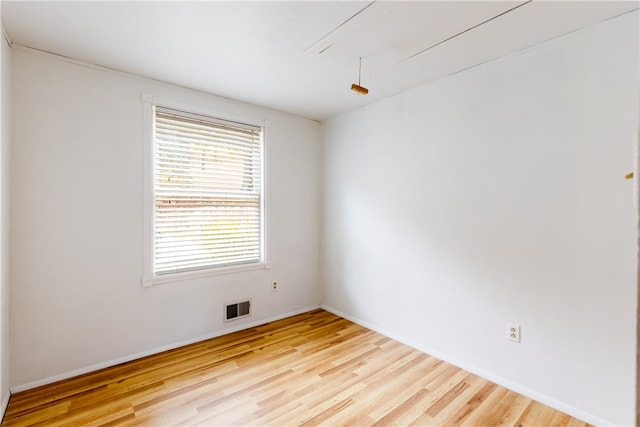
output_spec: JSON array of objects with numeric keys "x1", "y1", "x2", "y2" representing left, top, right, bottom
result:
[
  {"x1": 482, "y1": 7, "x2": 640, "y2": 67},
  {"x1": 304, "y1": 1, "x2": 375, "y2": 55},
  {"x1": 400, "y1": 0, "x2": 532, "y2": 63}
]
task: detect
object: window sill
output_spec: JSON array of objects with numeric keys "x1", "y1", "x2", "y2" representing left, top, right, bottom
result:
[{"x1": 142, "y1": 262, "x2": 271, "y2": 287}]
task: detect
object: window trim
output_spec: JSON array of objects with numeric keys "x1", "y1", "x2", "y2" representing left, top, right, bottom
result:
[{"x1": 141, "y1": 93, "x2": 270, "y2": 287}]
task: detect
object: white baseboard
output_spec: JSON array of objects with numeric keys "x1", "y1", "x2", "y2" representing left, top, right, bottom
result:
[
  {"x1": 11, "y1": 305, "x2": 320, "y2": 394},
  {"x1": 0, "y1": 390, "x2": 9, "y2": 421},
  {"x1": 320, "y1": 304, "x2": 614, "y2": 427}
]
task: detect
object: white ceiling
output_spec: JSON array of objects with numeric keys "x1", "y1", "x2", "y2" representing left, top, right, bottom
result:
[{"x1": 2, "y1": 1, "x2": 638, "y2": 122}]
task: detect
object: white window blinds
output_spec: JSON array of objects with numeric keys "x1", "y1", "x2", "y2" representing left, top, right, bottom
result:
[{"x1": 153, "y1": 106, "x2": 263, "y2": 275}]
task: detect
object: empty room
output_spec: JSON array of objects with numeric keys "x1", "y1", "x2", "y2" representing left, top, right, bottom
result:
[{"x1": 0, "y1": 0, "x2": 638, "y2": 426}]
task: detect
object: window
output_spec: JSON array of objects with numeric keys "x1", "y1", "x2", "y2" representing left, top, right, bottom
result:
[{"x1": 145, "y1": 103, "x2": 265, "y2": 284}]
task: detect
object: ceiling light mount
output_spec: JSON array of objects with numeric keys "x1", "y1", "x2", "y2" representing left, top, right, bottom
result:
[{"x1": 351, "y1": 57, "x2": 369, "y2": 95}]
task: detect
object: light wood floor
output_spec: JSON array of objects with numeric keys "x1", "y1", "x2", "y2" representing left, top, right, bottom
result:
[{"x1": 3, "y1": 309, "x2": 589, "y2": 426}]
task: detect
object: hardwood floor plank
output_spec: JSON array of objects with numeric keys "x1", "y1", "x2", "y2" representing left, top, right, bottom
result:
[
  {"x1": 2, "y1": 309, "x2": 591, "y2": 427},
  {"x1": 430, "y1": 373, "x2": 490, "y2": 424},
  {"x1": 461, "y1": 383, "x2": 511, "y2": 426},
  {"x1": 95, "y1": 411, "x2": 136, "y2": 427},
  {"x1": 368, "y1": 358, "x2": 458, "y2": 421},
  {"x1": 235, "y1": 394, "x2": 303, "y2": 425},
  {"x1": 493, "y1": 391, "x2": 532, "y2": 426},
  {"x1": 299, "y1": 397, "x2": 356, "y2": 426},
  {"x1": 425, "y1": 376, "x2": 471, "y2": 418},
  {"x1": 2, "y1": 401, "x2": 71, "y2": 426},
  {"x1": 371, "y1": 387, "x2": 431, "y2": 426}
]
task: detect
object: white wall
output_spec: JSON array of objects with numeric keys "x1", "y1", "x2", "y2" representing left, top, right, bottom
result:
[
  {"x1": 322, "y1": 12, "x2": 638, "y2": 426},
  {"x1": 10, "y1": 47, "x2": 321, "y2": 389},
  {"x1": 0, "y1": 18, "x2": 11, "y2": 416}
]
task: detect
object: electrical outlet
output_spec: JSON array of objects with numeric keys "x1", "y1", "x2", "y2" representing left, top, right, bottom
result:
[
  {"x1": 508, "y1": 323, "x2": 521, "y2": 343},
  {"x1": 272, "y1": 281, "x2": 278, "y2": 292}
]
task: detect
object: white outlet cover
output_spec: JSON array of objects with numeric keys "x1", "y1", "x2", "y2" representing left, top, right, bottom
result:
[{"x1": 508, "y1": 323, "x2": 521, "y2": 343}]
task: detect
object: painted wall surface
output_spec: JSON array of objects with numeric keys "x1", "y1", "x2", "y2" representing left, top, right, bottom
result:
[
  {"x1": 322, "y1": 12, "x2": 638, "y2": 426},
  {"x1": 0, "y1": 23, "x2": 11, "y2": 415},
  {"x1": 10, "y1": 48, "x2": 321, "y2": 388}
]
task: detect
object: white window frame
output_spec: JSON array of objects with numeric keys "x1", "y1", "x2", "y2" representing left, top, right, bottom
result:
[{"x1": 142, "y1": 93, "x2": 270, "y2": 287}]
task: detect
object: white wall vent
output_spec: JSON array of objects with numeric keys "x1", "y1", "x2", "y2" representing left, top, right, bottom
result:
[{"x1": 224, "y1": 299, "x2": 251, "y2": 322}]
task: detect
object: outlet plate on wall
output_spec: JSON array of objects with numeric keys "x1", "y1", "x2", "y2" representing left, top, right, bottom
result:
[{"x1": 508, "y1": 323, "x2": 521, "y2": 343}]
